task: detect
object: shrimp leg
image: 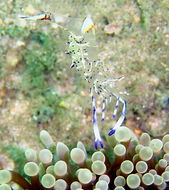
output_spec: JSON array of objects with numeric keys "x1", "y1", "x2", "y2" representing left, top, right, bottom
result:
[
  {"x1": 90, "y1": 88, "x2": 103, "y2": 149},
  {"x1": 108, "y1": 97, "x2": 127, "y2": 136}
]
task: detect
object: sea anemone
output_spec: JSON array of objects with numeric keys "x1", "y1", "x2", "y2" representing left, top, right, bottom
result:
[{"x1": 0, "y1": 127, "x2": 169, "y2": 189}]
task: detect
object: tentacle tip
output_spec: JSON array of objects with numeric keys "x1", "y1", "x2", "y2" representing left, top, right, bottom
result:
[
  {"x1": 112, "y1": 115, "x2": 115, "y2": 119},
  {"x1": 101, "y1": 118, "x2": 104, "y2": 122},
  {"x1": 108, "y1": 129, "x2": 116, "y2": 136}
]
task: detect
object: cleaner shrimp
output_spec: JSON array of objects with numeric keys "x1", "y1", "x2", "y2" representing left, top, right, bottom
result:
[{"x1": 66, "y1": 15, "x2": 127, "y2": 149}]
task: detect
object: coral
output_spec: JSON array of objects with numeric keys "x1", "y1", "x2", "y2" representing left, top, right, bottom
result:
[{"x1": 0, "y1": 128, "x2": 169, "y2": 189}]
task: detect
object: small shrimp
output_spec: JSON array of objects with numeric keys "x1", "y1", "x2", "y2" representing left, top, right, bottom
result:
[{"x1": 19, "y1": 12, "x2": 51, "y2": 21}]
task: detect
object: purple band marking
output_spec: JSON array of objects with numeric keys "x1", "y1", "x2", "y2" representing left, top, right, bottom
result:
[
  {"x1": 108, "y1": 129, "x2": 116, "y2": 136},
  {"x1": 112, "y1": 114, "x2": 116, "y2": 119},
  {"x1": 102, "y1": 108, "x2": 106, "y2": 112},
  {"x1": 94, "y1": 140, "x2": 98, "y2": 149},
  {"x1": 94, "y1": 140, "x2": 104, "y2": 149}
]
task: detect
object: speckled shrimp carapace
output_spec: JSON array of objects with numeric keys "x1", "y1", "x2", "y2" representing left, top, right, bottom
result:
[{"x1": 66, "y1": 16, "x2": 127, "y2": 149}]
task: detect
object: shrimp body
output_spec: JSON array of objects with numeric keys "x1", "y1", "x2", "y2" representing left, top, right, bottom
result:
[{"x1": 67, "y1": 31, "x2": 127, "y2": 149}]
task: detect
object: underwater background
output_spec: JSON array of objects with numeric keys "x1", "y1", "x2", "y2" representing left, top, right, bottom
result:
[{"x1": 0, "y1": 0, "x2": 168, "y2": 189}]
